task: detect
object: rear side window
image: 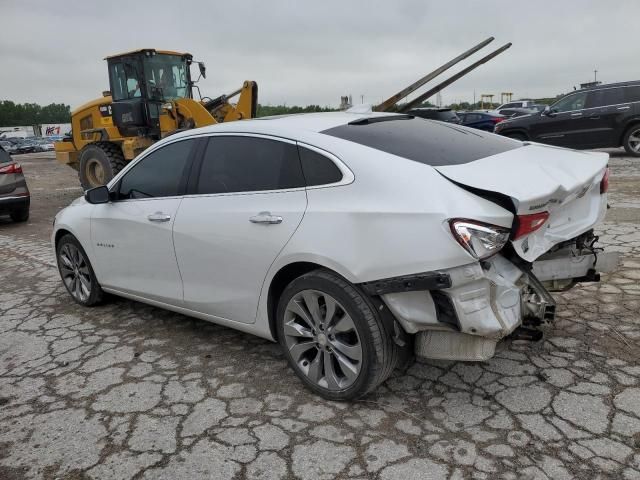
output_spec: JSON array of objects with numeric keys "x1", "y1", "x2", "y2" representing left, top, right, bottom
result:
[
  {"x1": 624, "y1": 85, "x2": 640, "y2": 103},
  {"x1": 298, "y1": 146, "x2": 343, "y2": 186},
  {"x1": 322, "y1": 117, "x2": 520, "y2": 167},
  {"x1": 587, "y1": 88, "x2": 625, "y2": 108},
  {"x1": 119, "y1": 139, "x2": 195, "y2": 199},
  {"x1": 197, "y1": 136, "x2": 305, "y2": 194}
]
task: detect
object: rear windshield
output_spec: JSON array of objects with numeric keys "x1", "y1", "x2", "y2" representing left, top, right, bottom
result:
[{"x1": 321, "y1": 117, "x2": 520, "y2": 166}]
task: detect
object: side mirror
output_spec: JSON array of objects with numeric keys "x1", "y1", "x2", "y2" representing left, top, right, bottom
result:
[
  {"x1": 85, "y1": 185, "x2": 110, "y2": 204},
  {"x1": 198, "y1": 62, "x2": 206, "y2": 79}
]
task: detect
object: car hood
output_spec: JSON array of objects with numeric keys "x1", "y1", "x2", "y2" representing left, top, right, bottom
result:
[{"x1": 435, "y1": 144, "x2": 609, "y2": 261}]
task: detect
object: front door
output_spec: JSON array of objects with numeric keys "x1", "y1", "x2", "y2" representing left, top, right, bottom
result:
[
  {"x1": 531, "y1": 91, "x2": 588, "y2": 147},
  {"x1": 90, "y1": 138, "x2": 198, "y2": 304},
  {"x1": 173, "y1": 135, "x2": 308, "y2": 323}
]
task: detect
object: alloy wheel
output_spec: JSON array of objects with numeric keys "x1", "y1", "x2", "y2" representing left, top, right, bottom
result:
[
  {"x1": 283, "y1": 289, "x2": 362, "y2": 391},
  {"x1": 628, "y1": 128, "x2": 640, "y2": 153},
  {"x1": 58, "y1": 243, "x2": 92, "y2": 302}
]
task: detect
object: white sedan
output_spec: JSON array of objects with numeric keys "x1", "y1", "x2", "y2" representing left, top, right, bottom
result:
[{"x1": 52, "y1": 112, "x2": 617, "y2": 400}]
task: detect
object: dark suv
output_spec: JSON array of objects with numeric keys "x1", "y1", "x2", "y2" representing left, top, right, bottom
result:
[{"x1": 495, "y1": 81, "x2": 640, "y2": 156}]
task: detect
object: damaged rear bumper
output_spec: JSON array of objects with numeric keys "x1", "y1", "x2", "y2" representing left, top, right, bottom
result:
[{"x1": 374, "y1": 234, "x2": 619, "y2": 362}]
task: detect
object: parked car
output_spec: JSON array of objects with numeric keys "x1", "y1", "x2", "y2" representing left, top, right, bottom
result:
[
  {"x1": 457, "y1": 111, "x2": 505, "y2": 131},
  {"x1": 14, "y1": 139, "x2": 39, "y2": 154},
  {"x1": 495, "y1": 80, "x2": 640, "y2": 156},
  {"x1": 0, "y1": 144, "x2": 30, "y2": 222},
  {"x1": 52, "y1": 112, "x2": 616, "y2": 400},
  {"x1": 408, "y1": 108, "x2": 461, "y2": 123},
  {"x1": 495, "y1": 107, "x2": 538, "y2": 118},
  {"x1": 0, "y1": 141, "x2": 17, "y2": 154},
  {"x1": 37, "y1": 138, "x2": 55, "y2": 151},
  {"x1": 494, "y1": 99, "x2": 536, "y2": 110}
]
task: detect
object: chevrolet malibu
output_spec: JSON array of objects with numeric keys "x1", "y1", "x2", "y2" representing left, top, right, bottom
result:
[{"x1": 52, "y1": 112, "x2": 617, "y2": 400}]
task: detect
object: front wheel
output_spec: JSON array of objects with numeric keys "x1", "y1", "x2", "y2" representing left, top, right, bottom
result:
[
  {"x1": 623, "y1": 125, "x2": 640, "y2": 157},
  {"x1": 276, "y1": 269, "x2": 398, "y2": 400},
  {"x1": 78, "y1": 143, "x2": 126, "y2": 190},
  {"x1": 56, "y1": 234, "x2": 104, "y2": 306}
]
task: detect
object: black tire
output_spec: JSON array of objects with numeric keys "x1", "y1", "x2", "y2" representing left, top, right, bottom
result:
[
  {"x1": 622, "y1": 124, "x2": 640, "y2": 157},
  {"x1": 56, "y1": 234, "x2": 104, "y2": 306},
  {"x1": 276, "y1": 269, "x2": 398, "y2": 401},
  {"x1": 505, "y1": 132, "x2": 528, "y2": 141},
  {"x1": 10, "y1": 208, "x2": 29, "y2": 222},
  {"x1": 78, "y1": 142, "x2": 126, "y2": 190}
]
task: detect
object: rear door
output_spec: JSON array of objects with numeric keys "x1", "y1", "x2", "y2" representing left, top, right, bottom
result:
[
  {"x1": 90, "y1": 138, "x2": 198, "y2": 303},
  {"x1": 582, "y1": 87, "x2": 628, "y2": 147},
  {"x1": 173, "y1": 134, "x2": 307, "y2": 323}
]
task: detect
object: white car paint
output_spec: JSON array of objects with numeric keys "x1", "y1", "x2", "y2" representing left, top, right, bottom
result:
[{"x1": 53, "y1": 112, "x2": 614, "y2": 362}]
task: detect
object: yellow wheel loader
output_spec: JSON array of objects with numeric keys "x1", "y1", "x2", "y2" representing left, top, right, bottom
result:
[{"x1": 55, "y1": 49, "x2": 257, "y2": 189}]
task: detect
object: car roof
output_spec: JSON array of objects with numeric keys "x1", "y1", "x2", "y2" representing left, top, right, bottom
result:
[
  {"x1": 170, "y1": 111, "x2": 408, "y2": 140},
  {"x1": 577, "y1": 80, "x2": 640, "y2": 92}
]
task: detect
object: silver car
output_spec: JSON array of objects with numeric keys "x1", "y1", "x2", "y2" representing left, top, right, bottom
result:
[{"x1": 0, "y1": 144, "x2": 30, "y2": 222}]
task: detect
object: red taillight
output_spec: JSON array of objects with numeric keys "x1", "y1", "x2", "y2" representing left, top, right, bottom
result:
[
  {"x1": 0, "y1": 163, "x2": 22, "y2": 174},
  {"x1": 512, "y1": 211, "x2": 550, "y2": 240},
  {"x1": 600, "y1": 167, "x2": 610, "y2": 194},
  {"x1": 492, "y1": 117, "x2": 505, "y2": 123}
]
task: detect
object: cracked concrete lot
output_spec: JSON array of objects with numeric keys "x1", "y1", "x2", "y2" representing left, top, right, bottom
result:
[{"x1": 0, "y1": 151, "x2": 639, "y2": 480}]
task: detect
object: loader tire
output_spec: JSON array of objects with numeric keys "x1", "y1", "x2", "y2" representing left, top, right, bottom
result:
[{"x1": 78, "y1": 142, "x2": 126, "y2": 190}]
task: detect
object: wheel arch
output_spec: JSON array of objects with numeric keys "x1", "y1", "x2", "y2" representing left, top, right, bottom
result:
[
  {"x1": 266, "y1": 260, "x2": 359, "y2": 342},
  {"x1": 499, "y1": 127, "x2": 529, "y2": 140}
]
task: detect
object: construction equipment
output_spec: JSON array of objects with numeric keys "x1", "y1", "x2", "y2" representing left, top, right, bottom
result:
[
  {"x1": 55, "y1": 49, "x2": 257, "y2": 189},
  {"x1": 375, "y1": 38, "x2": 512, "y2": 113}
]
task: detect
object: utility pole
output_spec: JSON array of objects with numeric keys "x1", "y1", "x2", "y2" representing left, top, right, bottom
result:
[
  {"x1": 361, "y1": 94, "x2": 364, "y2": 104},
  {"x1": 594, "y1": 69, "x2": 598, "y2": 83}
]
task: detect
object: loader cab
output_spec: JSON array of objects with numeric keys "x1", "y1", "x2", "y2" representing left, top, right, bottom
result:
[{"x1": 106, "y1": 49, "x2": 194, "y2": 138}]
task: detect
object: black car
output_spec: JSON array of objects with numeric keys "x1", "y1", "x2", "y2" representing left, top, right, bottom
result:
[
  {"x1": 0, "y1": 144, "x2": 30, "y2": 222},
  {"x1": 495, "y1": 107, "x2": 539, "y2": 118},
  {"x1": 495, "y1": 80, "x2": 640, "y2": 156},
  {"x1": 457, "y1": 111, "x2": 505, "y2": 131},
  {"x1": 409, "y1": 108, "x2": 461, "y2": 123}
]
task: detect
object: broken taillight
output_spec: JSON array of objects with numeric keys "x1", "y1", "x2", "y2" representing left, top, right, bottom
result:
[
  {"x1": 600, "y1": 167, "x2": 610, "y2": 194},
  {"x1": 512, "y1": 212, "x2": 550, "y2": 240},
  {"x1": 0, "y1": 163, "x2": 22, "y2": 174}
]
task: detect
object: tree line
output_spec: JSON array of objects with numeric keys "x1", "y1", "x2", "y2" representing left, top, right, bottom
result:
[{"x1": 0, "y1": 101, "x2": 71, "y2": 127}]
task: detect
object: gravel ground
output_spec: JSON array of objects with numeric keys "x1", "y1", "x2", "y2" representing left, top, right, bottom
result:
[{"x1": 0, "y1": 150, "x2": 639, "y2": 480}]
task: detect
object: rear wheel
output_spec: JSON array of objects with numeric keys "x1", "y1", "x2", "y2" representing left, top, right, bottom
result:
[
  {"x1": 56, "y1": 234, "x2": 104, "y2": 306},
  {"x1": 623, "y1": 125, "x2": 640, "y2": 157},
  {"x1": 277, "y1": 269, "x2": 398, "y2": 400},
  {"x1": 78, "y1": 142, "x2": 126, "y2": 190},
  {"x1": 10, "y1": 208, "x2": 29, "y2": 222}
]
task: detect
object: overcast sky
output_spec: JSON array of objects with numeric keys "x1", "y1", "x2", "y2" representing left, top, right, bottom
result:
[{"x1": 1, "y1": 0, "x2": 638, "y2": 109}]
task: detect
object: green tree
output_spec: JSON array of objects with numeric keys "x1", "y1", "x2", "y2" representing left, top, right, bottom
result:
[{"x1": 0, "y1": 100, "x2": 71, "y2": 127}]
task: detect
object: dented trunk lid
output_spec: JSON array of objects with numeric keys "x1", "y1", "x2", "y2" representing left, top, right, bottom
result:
[{"x1": 436, "y1": 144, "x2": 609, "y2": 262}]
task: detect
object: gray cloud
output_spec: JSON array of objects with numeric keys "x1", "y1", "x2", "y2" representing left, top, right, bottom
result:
[{"x1": 1, "y1": 0, "x2": 638, "y2": 109}]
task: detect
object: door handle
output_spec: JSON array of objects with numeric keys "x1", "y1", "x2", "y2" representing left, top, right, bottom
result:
[
  {"x1": 147, "y1": 212, "x2": 171, "y2": 222},
  {"x1": 570, "y1": 112, "x2": 582, "y2": 117},
  {"x1": 589, "y1": 116, "x2": 601, "y2": 120},
  {"x1": 617, "y1": 106, "x2": 631, "y2": 111},
  {"x1": 249, "y1": 211, "x2": 283, "y2": 224}
]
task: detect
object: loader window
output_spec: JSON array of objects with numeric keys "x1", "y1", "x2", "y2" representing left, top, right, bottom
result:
[
  {"x1": 143, "y1": 55, "x2": 189, "y2": 100},
  {"x1": 109, "y1": 62, "x2": 142, "y2": 101}
]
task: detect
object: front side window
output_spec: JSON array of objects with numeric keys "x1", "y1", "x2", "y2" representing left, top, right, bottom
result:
[
  {"x1": 118, "y1": 139, "x2": 195, "y2": 199},
  {"x1": 551, "y1": 92, "x2": 588, "y2": 113},
  {"x1": 197, "y1": 136, "x2": 305, "y2": 194}
]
